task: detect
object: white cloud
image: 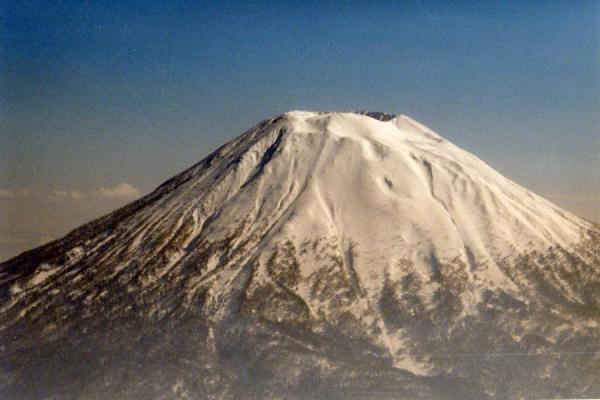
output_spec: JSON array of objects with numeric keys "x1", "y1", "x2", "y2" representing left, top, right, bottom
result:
[
  {"x1": 52, "y1": 183, "x2": 141, "y2": 201},
  {"x1": 1, "y1": 183, "x2": 140, "y2": 202},
  {"x1": 52, "y1": 190, "x2": 86, "y2": 200},
  {"x1": 95, "y1": 183, "x2": 141, "y2": 199}
]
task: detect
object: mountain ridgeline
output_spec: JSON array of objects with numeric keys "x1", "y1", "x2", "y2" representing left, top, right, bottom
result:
[{"x1": 1, "y1": 111, "x2": 599, "y2": 399}]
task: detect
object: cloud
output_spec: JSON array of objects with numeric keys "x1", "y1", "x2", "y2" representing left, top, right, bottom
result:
[
  {"x1": 52, "y1": 190, "x2": 86, "y2": 200},
  {"x1": 96, "y1": 183, "x2": 141, "y2": 199},
  {"x1": 1, "y1": 183, "x2": 140, "y2": 202},
  {"x1": 0, "y1": 189, "x2": 16, "y2": 198},
  {"x1": 52, "y1": 183, "x2": 141, "y2": 201},
  {"x1": 0, "y1": 189, "x2": 32, "y2": 198},
  {"x1": 0, "y1": 183, "x2": 141, "y2": 200}
]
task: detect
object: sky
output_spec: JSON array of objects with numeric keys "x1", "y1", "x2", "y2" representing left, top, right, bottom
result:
[{"x1": 1, "y1": 0, "x2": 599, "y2": 260}]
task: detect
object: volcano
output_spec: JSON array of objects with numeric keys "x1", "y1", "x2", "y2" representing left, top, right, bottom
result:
[{"x1": 1, "y1": 111, "x2": 599, "y2": 399}]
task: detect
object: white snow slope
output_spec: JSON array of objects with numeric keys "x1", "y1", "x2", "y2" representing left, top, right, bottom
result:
[{"x1": 223, "y1": 111, "x2": 589, "y2": 280}]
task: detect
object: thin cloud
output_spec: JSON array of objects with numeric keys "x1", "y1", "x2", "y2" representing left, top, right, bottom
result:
[
  {"x1": 0, "y1": 189, "x2": 16, "y2": 198},
  {"x1": 1, "y1": 184, "x2": 140, "y2": 201},
  {"x1": 96, "y1": 183, "x2": 141, "y2": 199},
  {"x1": 52, "y1": 190, "x2": 86, "y2": 200},
  {"x1": 52, "y1": 183, "x2": 141, "y2": 201},
  {"x1": 0, "y1": 189, "x2": 32, "y2": 198}
]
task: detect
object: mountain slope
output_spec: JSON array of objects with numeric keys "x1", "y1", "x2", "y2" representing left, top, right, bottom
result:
[{"x1": 1, "y1": 111, "x2": 599, "y2": 399}]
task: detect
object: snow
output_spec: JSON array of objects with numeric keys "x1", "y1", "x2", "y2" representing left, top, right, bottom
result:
[
  {"x1": 250, "y1": 111, "x2": 588, "y2": 287},
  {"x1": 27, "y1": 263, "x2": 59, "y2": 287}
]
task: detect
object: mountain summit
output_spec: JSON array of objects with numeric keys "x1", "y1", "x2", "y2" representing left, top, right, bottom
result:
[{"x1": 1, "y1": 111, "x2": 599, "y2": 399}]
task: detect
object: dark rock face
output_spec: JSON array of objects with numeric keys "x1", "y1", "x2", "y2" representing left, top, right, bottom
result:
[
  {"x1": 352, "y1": 111, "x2": 398, "y2": 121},
  {"x1": 1, "y1": 112, "x2": 599, "y2": 399}
]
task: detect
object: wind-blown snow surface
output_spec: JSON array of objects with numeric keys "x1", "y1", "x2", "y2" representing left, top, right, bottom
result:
[{"x1": 1, "y1": 111, "x2": 600, "y2": 399}]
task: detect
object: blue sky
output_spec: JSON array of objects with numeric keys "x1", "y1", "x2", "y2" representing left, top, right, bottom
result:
[{"x1": 0, "y1": 1, "x2": 599, "y2": 259}]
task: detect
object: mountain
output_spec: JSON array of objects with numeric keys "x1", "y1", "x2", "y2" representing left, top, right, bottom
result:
[{"x1": 1, "y1": 111, "x2": 599, "y2": 399}]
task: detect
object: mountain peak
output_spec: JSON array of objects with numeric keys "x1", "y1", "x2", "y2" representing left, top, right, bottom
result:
[{"x1": 264, "y1": 110, "x2": 445, "y2": 146}]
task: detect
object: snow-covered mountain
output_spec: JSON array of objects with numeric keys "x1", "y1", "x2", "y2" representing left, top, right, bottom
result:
[{"x1": 1, "y1": 111, "x2": 599, "y2": 399}]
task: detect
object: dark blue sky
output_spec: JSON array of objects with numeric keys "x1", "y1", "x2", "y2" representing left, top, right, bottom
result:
[{"x1": 0, "y1": 1, "x2": 598, "y2": 253}]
